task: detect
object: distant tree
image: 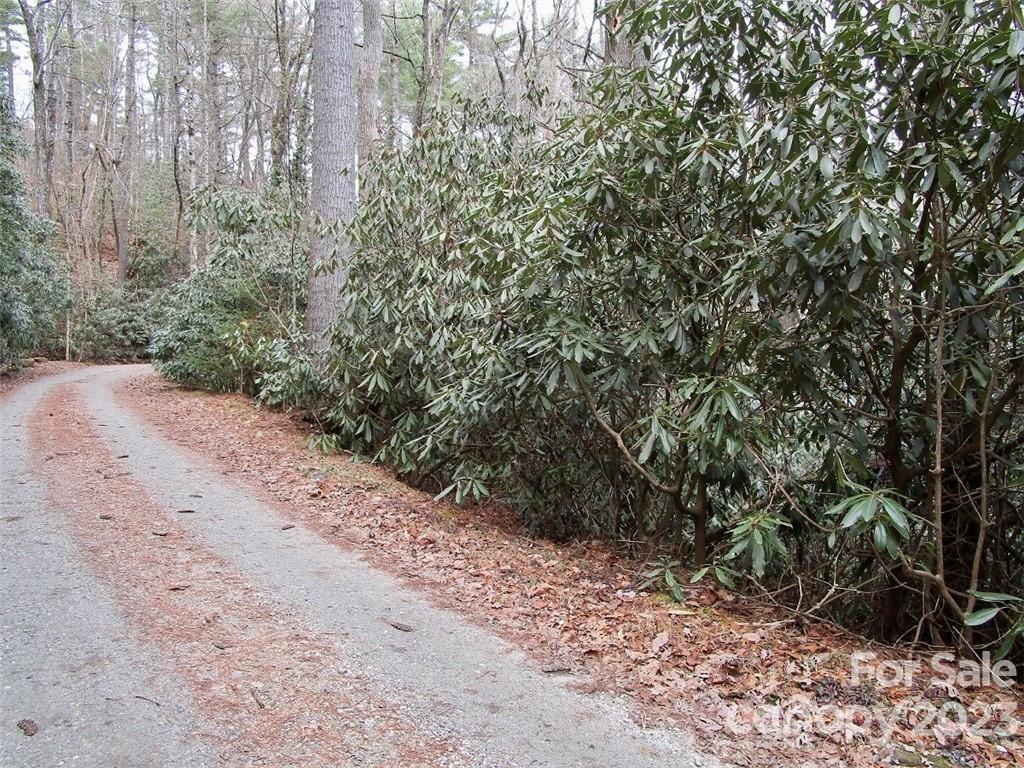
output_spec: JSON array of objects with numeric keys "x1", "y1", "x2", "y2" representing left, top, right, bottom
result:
[
  {"x1": 0, "y1": 84, "x2": 65, "y2": 368},
  {"x1": 1, "y1": 0, "x2": 19, "y2": 104},
  {"x1": 358, "y1": 0, "x2": 382, "y2": 170},
  {"x1": 17, "y1": 0, "x2": 54, "y2": 217},
  {"x1": 114, "y1": 0, "x2": 138, "y2": 285}
]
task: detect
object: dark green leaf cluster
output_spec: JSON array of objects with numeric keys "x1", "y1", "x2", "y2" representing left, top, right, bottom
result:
[
  {"x1": 150, "y1": 187, "x2": 310, "y2": 392},
  {"x1": 0, "y1": 88, "x2": 67, "y2": 370},
  {"x1": 152, "y1": 0, "x2": 1023, "y2": 656},
  {"x1": 318, "y1": 0, "x2": 1023, "y2": 653}
]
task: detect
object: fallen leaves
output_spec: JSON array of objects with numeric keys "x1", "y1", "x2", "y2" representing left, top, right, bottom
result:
[
  {"x1": 16, "y1": 719, "x2": 38, "y2": 736},
  {"x1": 31, "y1": 385, "x2": 463, "y2": 768},
  {"x1": 0, "y1": 361, "x2": 84, "y2": 400},
  {"x1": 118, "y1": 373, "x2": 1024, "y2": 768},
  {"x1": 651, "y1": 630, "x2": 670, "y2": 655}
]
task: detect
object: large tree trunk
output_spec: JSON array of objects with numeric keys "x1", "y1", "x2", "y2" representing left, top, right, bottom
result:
[
  {"x1": 306, "y1": 0, "x2": 357, "y2": 355},
  {"x1": 357, "y1": 0, "x2": 382, "y2": 169}
]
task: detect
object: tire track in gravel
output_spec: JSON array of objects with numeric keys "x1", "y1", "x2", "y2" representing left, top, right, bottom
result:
[
  {"x1": 2, "y1": 366, "x2": 211, "y2": 768},
  {"x1": 29, "y1": 380, "x2": 463, "y2": 768},
  {"x1": 10, "y1": 364, "x2": 716, "y2": 768}
]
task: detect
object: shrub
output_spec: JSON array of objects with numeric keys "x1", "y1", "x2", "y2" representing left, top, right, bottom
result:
[
  {"x1": 150, "y1": 187, "x2": 308, "y2": 391},
  {"x1": 150, "y1": 0, "x2": 1023, "y2": 656},
  {"x1": 61, "y1": 238, "x2": 185, "y2": 363},
  {"x1": 0, "y1": 89, "x2": 67, "y2": 369},
  {"x1": 320, "y1": 0, "x2": 1023, "y2": 654},
  {"x1": 63, "y1": 284, "x2": 164, "y2": 362}
]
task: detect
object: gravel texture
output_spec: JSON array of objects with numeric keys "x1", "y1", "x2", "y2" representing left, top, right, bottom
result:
[
  {"x1": 1, "y1": 366, "x2": 211, "y2": 767},
  {"x1": 2, "y1": 364, "x2": 717, "y2": 768}
]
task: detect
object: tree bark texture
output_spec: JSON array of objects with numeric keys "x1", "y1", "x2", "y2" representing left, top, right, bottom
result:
[
  {"x1": 357, "y1": 0, "x2": 382, "y2": 168},
  {"x1": 306, "y1": 0, "x2": 357, "y2": 355}
]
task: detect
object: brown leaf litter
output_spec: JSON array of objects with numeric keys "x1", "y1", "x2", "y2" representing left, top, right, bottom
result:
[
  {"x1": 119, "y1": 372, "x2": 1022, "y2": 768},
  {"x1": 30, "y1": 381, "x2": 466, "y2": 768}
]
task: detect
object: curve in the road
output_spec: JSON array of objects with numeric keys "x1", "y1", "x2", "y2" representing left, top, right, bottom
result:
[{"x1": 2, "y1": 365, "x2": 717, "y2": 768}]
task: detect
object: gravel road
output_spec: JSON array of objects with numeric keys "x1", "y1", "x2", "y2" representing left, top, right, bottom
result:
[{"x1": 1, "y1": 365, "x2": 717, "y2": 768}]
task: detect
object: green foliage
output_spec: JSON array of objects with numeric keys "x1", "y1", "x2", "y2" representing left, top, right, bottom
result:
[
  {"x1": 966, "y1": 592, "x2": 1024, "y2": 659},
  {"x1": 0, "y1": 86, "x2": 67, "y2": 370},
  {"x1": 726, "y1": 513, "x2": 790, "y2": 578},
  {"x1": 58, "y1": 234, "x2": 186, "y2": 363},
  {"x1": 825, "y1": 488, "x2": 912, "y2": 559},
  {"x1": 153, "y1": 0, "x2": 1023, "y2": 655},
  {"x1": 0, "y1": 71, "x2": 162, "y2": 368},
  {"x1": 64, "y1": 283, "x2": 162, "y2": 362},
  {"x1": 640, "y1": 558, "x2": 687, "y2": 602},
  {"x1": 315, "y1": 0, "x2": 1023, "y2": 651},
  {"x1": 150, "y1": 187, "x2": 308, "y2": 392},
  {"x1": 133, "y1": 161, "x2": 187, "y2": 266},
  {"x1": 325, "y1": 99, "x2": 611, "y2": 534}
]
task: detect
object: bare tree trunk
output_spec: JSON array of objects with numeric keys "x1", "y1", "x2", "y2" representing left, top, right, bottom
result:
[
  {"x1": 202, "y1": 0, "x2": 224, "y2": 186},
  {"x1": 540, "y1": 0, "x2": 565, "y2": 136},
  {"x1": 427, "y1": 0, "x2": 456, "y2": 111},
  {"x1": 62, "y1": 0, "x2": 77, "y2": 173},
  {"x1": 412, "y1": 0, "x2": 455, "y2": 134},
  {"x1": 3, "y1": 29, "x2": 14, "y2": 104},
  {"x1": 270, "y1": 0, "x2": 292, "y2": 181},
  {"x1": 357, "y1": 0, "x2": 382, "y2": 169},
  {"x1": 385, "y1": 0, "x2": 399, "y2": 148},
  {"x1": 115, "y1": 0, "x2": 138, "y2": 285},
  {"x1": 411, "y1": 0, "x2": 429, "y2": 134},
  {"x1": 269, "y1": 0, "x2": 311, "y2": 185},
  {"x1": 186, "y1": 104, "x2": 199, "y2": 269},
  {"x1": 291, "y1": 59, "x2": 312, "y2": 189},
  {"x1": 159, "y1": 0, "x2": 174, "y2": 162},
  {"x1": 238, "y1": 88, "x2": 254, "y2": 186},
  {"x1": 269, "y1": 73, "x2": 293, "y2": 182},
  {"x1": 254, "y1": 98, "x2": 268, "y2": 184},
  {"x1": 18, "y1": 0, "x2": 53, "y2": 217},
  {"x1": 55, "y1": 0, "x2": 78, "y2": 351},
  {"x1": 602, "y1": 0, "x2": 639, "y2": 67},
  {"x1": 168, "y1": 0, "x2": 186, "y2": 261},
  {"x1": 44, "y1": 27, "x2": 58, "y2": 189},
  {"x1": 306, "y1": 0, "x2": 357, "y2": 355}
]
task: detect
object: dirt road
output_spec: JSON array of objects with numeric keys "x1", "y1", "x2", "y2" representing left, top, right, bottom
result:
[{"x1": 1, "y1": 365, "x2": 714, "y2": 768}]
